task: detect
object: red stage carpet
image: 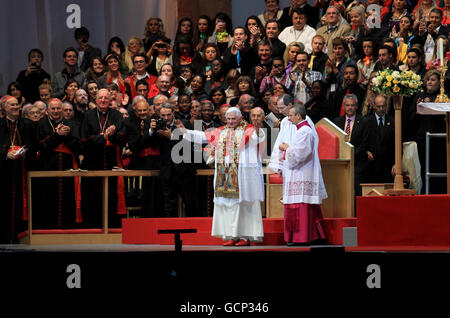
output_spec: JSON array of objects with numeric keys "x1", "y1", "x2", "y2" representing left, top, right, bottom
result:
[
  {"x1": 122, "y1": 217, "x2": 356, "y2": 245},
  {"x1": 357, "y1": 195, "x2": 450, "y2": 246}
]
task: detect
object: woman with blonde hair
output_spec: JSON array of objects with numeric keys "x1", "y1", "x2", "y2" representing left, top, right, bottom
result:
[
  {"x1": 39, "y1": 80, "x2": 52, "y2": 104},
  {"x1": 123, "y1": 36, "x2": 145, "y2": 75},
  {"x1": 283, "y1": 42, "x2": 303, "y2": 79},
  {"x1": 346, "y1": 5, "x2": 366, "y2": 60},
  {"x1": 143, "y1": 17, "x2": 166, "y2": 53}
]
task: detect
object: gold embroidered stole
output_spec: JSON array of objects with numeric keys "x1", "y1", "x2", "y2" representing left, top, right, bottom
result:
[{"x1": 214, "y1": 121, "x2": 248, "y2": 198}]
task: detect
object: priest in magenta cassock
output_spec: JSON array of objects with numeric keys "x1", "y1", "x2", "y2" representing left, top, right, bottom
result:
[
  {"x1": 276, "y1": 103, "x2": 327, "y2": 245},
  {"x1": 175, "y1": 107, "x2": 265, "y2": 246}
]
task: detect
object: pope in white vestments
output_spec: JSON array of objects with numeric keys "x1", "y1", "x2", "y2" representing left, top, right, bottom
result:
[
  {"x1": 175, "y1": 107, "x2": 265, "y2": 246},
  {"x1": 271, "y1": 104, "x2": 327, "y2": 245}
]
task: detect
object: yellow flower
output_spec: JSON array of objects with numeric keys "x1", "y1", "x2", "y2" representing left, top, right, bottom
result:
[
  {"x1": 387, "y1": 75, "x2": 393, "y2": 81},
  {"x1": 393, "y1": 86, "x2": 400, "y2": 93},
  {"x1": 386, "y1": 81, "x2": 392, "y2": 87},
  {"x1": 393, "y1": 79, "x2": 399, "y2": 84}
]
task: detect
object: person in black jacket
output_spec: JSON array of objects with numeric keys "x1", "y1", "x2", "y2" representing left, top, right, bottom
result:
[
  {"x1": 410, "y1": 9, "x2": 450, "y2": 48},
  {"x1": 265, "y1": 19, "x2": 286, "y2": 60},
  {"x1": 16, "y1": 48, "x2": 51, "y2": 103},
  {"x1": 310, "y1": 35, "x2": 328, "y2": 76},
  {"x1": 364, "y1": 94, "x2": 395, "y2": 184},
  {"x1": 333, "y1": 94, "x2": 368, "y2": 196},
  {"x1": 278, "y1": 0, "x2": 320, "y2": 29},
  {"x1": 411, "y1": 70, "x2": 447, "y2": 193},
  {"x1": 328, "y1": 64, "x2": 366, "y2": 119},
  {"x1": 149, "y1": 103, "x2": 197, "y2": 217},
  {"x1": 74, "y1": 27, "x2": 102, "y2": 72},
  {"x1": 222, "y1": 26, "x2": 257, "y2": 76},
  {"x1": 124, "y1": 99, "x2": 163, "y2": 217}
]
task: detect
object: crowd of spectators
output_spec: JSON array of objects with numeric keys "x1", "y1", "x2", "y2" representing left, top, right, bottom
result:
[{"x1": 1, "y1": 0, "x2": 449, "y2": 242}]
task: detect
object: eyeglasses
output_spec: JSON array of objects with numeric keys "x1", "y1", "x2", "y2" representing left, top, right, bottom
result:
[
  {"x1": 134, "y1": 60, "x2": 146, "y2": 64},
  {"x1": 273, "y1": 64, "x2": 284, "y2": 68}
]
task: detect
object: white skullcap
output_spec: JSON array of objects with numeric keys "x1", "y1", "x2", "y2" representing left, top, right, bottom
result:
[{"x1": 225, "y1": 106, "x2": 242, "y2": 118}]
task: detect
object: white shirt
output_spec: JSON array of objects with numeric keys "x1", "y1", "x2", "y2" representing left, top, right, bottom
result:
[
  {"x1": 278, "y1": 25, "x2": 316, "y2": 54},
  {"x1": 283, "y1": 120, "x2": 327, "y2": 204},
  {"x1": 137, "y1": 72, "x2": 150, "y2": 80},
  {"x1": 269, "y1": 115, "x2": 318, "y2": 172}
]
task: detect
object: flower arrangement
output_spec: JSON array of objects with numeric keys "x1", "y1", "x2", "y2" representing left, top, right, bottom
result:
[{"x1": 371, "y1": 69, "x2": 423, "y2": 96}]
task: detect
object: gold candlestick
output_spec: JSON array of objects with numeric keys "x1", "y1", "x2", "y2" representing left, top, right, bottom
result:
[{"x1": 435, "y1": 63, "x2": 449, "y2": 103}]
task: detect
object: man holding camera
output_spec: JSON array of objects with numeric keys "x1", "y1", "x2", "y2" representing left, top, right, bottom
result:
[
  {"x1": 149, "y1": 103, "x2": 197, "y2": 217},
  {"x1": 16, "y1": 48, "x2": 51, "y2": 103}
]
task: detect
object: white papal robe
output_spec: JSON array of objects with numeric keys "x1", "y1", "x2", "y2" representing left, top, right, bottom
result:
[{"x1": 183, "y1": 125, "x2": 265, "y2": 242}]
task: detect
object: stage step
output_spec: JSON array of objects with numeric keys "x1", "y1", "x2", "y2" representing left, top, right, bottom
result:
[{"x1": 122, "y1": 217, "x2": 357, "y2": 245}]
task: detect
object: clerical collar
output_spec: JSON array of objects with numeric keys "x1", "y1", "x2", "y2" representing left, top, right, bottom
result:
[{"x1": 6, "y1": 116, "x2": 17, "y2": 123}]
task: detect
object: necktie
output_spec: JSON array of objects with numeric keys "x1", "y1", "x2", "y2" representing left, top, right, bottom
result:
[
  {"x1": 345, "y1": 118, "x2": 352, "y2": 140},
  {"x1": 378, "y1": 116, "x2": 383, "y2": 128},
  {"x1": 328, "y1": 25, "x2": 337, "y2": 33},
  {"x1": 308, "y1": 55, "x2": 316, "y2": 70}
]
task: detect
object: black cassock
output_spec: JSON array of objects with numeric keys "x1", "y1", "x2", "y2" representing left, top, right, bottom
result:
[
  {"x1": 0, "y1": 117, "x2": 36, "y2": 243},
  {"x1": 80, "y1": 108, "x2": 126, "y2": 228},
  {"x1": 35, "y1": 117, "x2": 81, "y2": 229},
  {"x1": 124, "y1": 116, "x2": 163, "y2": 217}
]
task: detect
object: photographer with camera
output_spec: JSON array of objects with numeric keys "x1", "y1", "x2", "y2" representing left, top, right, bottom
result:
[
  {"x1": 74, "y1": 27, "x2": 102, "y2": 72},
  {"x1": 145, "y1": 36, "x2": 172, "y2": 77},
  {"x1": 149, "y1": 103, "x2": 197, "y2": 217},
  {"x1": 16, "y1": 48, "x2": 51, "y2": 103}
]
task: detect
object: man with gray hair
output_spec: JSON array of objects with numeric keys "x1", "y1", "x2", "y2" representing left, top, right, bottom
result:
[
  {"x1": 62, "y1": 101, "x2": 75, "y2": 120},
  {"x1": 36, "y1": 97, "x2": 81, "y2": 229},
  {"x1": 278, "y1": 103, "x2": 327, "y2": 245},
  {"x1": 22, "y1": 104, "x2": 40, "y2": 122},
  {"x1": 175, "y1": 106, "x2": 265, "y2": 246},
  {"x1": 333, "y1": 93, "x2": 367, "y2": 196},
  {"x1": 33, "y1": 100, "x2": 47, "y2": 119},
  {"x1": 238, "y1": 94, "x2": 255, "y2": 122},
  {"x1": 151, "y1": 94, "x2": 169, "y2": 117},
  {"x1": 316, "y1": 5, "x2": 351, "y2": 54},
  {"x1": 80, "y1": 88, "x2": 127, "y2": 228},
  {"x1": 149, "y1": 102, "x2": 197, "y2": 217}
]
